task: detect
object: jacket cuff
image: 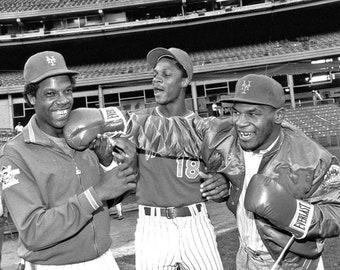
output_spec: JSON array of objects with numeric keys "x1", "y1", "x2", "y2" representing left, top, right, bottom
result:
[{"x1": 81, "y1": 187, "x2": 103, "y2": 212}]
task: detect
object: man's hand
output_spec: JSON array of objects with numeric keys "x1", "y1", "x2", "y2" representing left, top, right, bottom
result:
[
  {"x1": 110, "y1": 137, "x2": 138, "y2": 175},
  {"x1": 199, "y1": 172, "x2": 230, "y2": 201},
  {"x1": 93, "y1": 162, "x2": 137, "y2": 201},
  {"x1": 90, "y1": 134, "x2": 114, "y2": 167}
]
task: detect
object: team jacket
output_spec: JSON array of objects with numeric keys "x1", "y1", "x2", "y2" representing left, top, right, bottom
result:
[
  {"x1": 201, "y1": 121, "x2": 340, "y2": 270},
  {"x1": 0, "y1": 115, "x2": 111, "y2": 265}
]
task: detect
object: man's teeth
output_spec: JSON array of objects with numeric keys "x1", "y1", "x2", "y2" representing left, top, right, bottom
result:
[
  {"x1": 240, "y1": 131, "x2": 252, "y2": 136},
  {"x1": 56, "y1": 110, "x2": 68, "y2": 116}
]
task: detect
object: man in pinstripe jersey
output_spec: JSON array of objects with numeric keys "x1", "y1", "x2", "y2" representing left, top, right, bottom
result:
[{"x1": 130, "y1": 47, "x2": 228, "y2": 270}]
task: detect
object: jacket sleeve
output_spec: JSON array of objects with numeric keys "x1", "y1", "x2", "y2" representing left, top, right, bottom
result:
[
  {"x1": 0, "y1": 153, "x2": 103, "y2": 251},
  {"x1": 307, "y1": 158, "x2": 340, "y2": 239}
]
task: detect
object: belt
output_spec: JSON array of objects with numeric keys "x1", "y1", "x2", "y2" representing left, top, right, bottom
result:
[{"x1": 143, "y1": 204, "x2": 202, "y2": 219}]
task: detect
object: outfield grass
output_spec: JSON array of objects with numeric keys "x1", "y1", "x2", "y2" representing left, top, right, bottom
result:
[{"x1": 116, "y1": 228, "x2": 340, "y2": 270}]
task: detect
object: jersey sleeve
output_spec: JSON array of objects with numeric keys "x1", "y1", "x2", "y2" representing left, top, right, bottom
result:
[{"x1": 125, "y1": 113, "x2": 229, "y2": 159}]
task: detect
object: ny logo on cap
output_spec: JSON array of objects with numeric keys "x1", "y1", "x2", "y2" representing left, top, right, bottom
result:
[
  {"x1": 241, "y1": 80, "x2": 251, "y2": 94},
  {"x1": 45, "y1": 55, "x2": 57, "y2": 66}
]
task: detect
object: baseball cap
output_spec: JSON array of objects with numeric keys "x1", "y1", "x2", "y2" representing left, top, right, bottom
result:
[
  {"x1": 24, "y1": 51, "x2": 78, "y2": 84},
  {"x1": 147, "y1": 47, "x2": 193, "y2": 82},
  {"x1": 224, "y1": 74, "x2": 285, "y2": 108}
]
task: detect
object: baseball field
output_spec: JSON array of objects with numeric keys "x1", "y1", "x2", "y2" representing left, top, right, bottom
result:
[{"x1": 2, "y1": 199, "x2": 340, "y2": 270}]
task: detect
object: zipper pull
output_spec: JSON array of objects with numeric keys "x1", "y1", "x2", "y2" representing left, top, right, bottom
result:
[{"x1": 75, "y1": 166, "x2": 81, "y2": 175}]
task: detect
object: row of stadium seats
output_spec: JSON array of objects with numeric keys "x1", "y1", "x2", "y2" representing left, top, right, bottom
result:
[
  {"x1": 1, "y1": 30, "x2": 340, "y2": 87},
  {"x1": 0, "y1": 0, "x2": 142, "y2": 12},
  {"x1": 0, "y1": 129, "x2": 15, "y2": 144},
  {"x1": 0, "y1": 0, "x2": 282, "y2": 13},
  {"x1": 285, "y1": 104, "x2": 340, "y2": 148}
]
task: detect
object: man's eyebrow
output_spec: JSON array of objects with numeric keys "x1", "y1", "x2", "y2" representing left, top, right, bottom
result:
[{"x1": 232, "y1": 107, "x2": 261, "y2": 113}]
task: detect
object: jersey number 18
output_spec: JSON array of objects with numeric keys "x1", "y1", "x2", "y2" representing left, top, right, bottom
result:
[{"x1": 176, "y1": 159, "x2": 199, "y2": 179}]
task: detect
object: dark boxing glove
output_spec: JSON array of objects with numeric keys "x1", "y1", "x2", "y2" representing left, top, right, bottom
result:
[
  {"x1": 244, "y1": 174, "x2": 314, "y2": 239},
  {"x1": 64, "y1": 107, "x2": 127, "y2": 150}
]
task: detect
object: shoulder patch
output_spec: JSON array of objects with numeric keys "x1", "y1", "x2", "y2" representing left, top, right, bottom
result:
[
  {"x1": 0, "y1": 165, "x2": 20, "y2": 190},
  {"x1": 319, "y1": 164, "x2": 340, "y2": 193}
]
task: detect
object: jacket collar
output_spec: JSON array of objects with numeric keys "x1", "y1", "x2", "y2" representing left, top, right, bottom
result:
[
  {"x1": 22, "y1": 114, "x2": 55, "y2": 147},
  {"x1": 261, "y1": 130, "x2": 284, "y2": 158}
]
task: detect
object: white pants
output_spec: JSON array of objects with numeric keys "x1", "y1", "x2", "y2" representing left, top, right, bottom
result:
[
  {"x1": 24, "y1": 250, "x2": 120, "y2": 270},
  {"x1": 135, "y1": 203, "x2": 223, "y2": 270}
]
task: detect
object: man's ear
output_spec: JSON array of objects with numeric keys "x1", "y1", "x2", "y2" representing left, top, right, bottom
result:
[
  {"x1": 274, "y1": 108, "x2": 285, "y2": 124},
  {"x1": 181, "y1": 77, "x2": 190, "y2": 88},
  {"x1": 27, "y1": 95, "x2": 36, "y2": 106}
]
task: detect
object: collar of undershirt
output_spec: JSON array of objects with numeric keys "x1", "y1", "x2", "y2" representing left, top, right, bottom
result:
[
  {"x1": 155, "y1": 106, "x2": 194, "y2": 119},
  {"x1": 243, "y1": 135, "x2": 280, "y2": 155}
]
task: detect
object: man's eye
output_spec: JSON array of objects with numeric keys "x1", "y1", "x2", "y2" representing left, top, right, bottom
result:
[{"x1": 65, "y1": 88, "x2": 73, "y2": 94}]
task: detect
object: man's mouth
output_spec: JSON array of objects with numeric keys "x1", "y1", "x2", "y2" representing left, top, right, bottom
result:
[
  {"x1": 238, "y1": 131, "x2": 255, "y2": 141},
  {"x1": 154, "y1": 88, "x2": 165, "y2": 97},
  {"x1": 52, "y1": 109, "x2": 69, "y2": 119},
  {"x1": 154, "y1": 87, "x2": 163, "y2": 92}
]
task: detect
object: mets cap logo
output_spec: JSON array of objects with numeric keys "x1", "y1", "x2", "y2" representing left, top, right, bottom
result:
[
  {"x1": 241, "y1": 80, "x2": 251, "y2": 94},
  {"x1": 0, "y1": 165, "x2": 20, "y2": 190},
  {"x1": 46, "y1": 55, "x2": 57, "y2": 66}
]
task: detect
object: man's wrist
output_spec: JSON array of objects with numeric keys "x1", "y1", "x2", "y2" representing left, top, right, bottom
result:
[{"x1": 288, "y1": 200, "x2": 314, "y2": 239}]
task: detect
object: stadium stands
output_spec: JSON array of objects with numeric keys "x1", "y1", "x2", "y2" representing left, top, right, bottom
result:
[
  {"x1": 1, "y1": 30, "x2": 340, "y2": 88},
  {"x1": 0, "y1": 128, "x2": 15, "y2": 146},
  {"x1": 0, "y1": 0, "x2": 290, "y2": 13},
  {"x1": 285, "y1": 103, "x2": 340, "y2": 147},
  {"x1": 1, "y1": 0, "x2": 338, "y2": 45},
  {"x1": 0, "y1": 0, "x2": 149, "y2": 12},
  {"x1": 0, "y1": 0, "x2": 339, "y2": 153}
]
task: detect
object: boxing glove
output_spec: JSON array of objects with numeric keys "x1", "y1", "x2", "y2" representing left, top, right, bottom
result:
[
  {"x1": 244, "y1": 174, "x2": 314, "y2": 239},
  {"x1": 64, "y1": 107, "x2": 128, "y2": 150}
]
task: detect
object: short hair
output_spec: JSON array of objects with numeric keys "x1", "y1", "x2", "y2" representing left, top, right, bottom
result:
[{"x1": 23, "y1": 76, "x2": 76, "y2": 107}]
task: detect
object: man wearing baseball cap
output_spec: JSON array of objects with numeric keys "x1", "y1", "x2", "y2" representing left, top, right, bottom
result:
[
  {"x1": 201, "y1": 74, "x2": 340, "y2": 269},
  {"x1": 0, "y1": 51, "x2": 138, "y2": 269},
  {"x1": 129, "y1": 47, "x2": 225, "y2": 269}
]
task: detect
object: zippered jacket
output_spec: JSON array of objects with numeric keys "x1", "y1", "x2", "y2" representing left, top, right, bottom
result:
[
  {"x1": 201, "y1": 121, "x2": 340, "y2": 270},
  {"x1": 0, "y1": 115, "x2": 111, "y2": 265}
]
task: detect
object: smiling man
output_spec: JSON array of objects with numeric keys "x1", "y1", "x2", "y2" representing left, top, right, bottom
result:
[
  {"x1": 0, "y1": 51, "x2": 137, "y2": 270},
  {"x1": 201, "y1": 74, "x2": 340, "y2": 270}
]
